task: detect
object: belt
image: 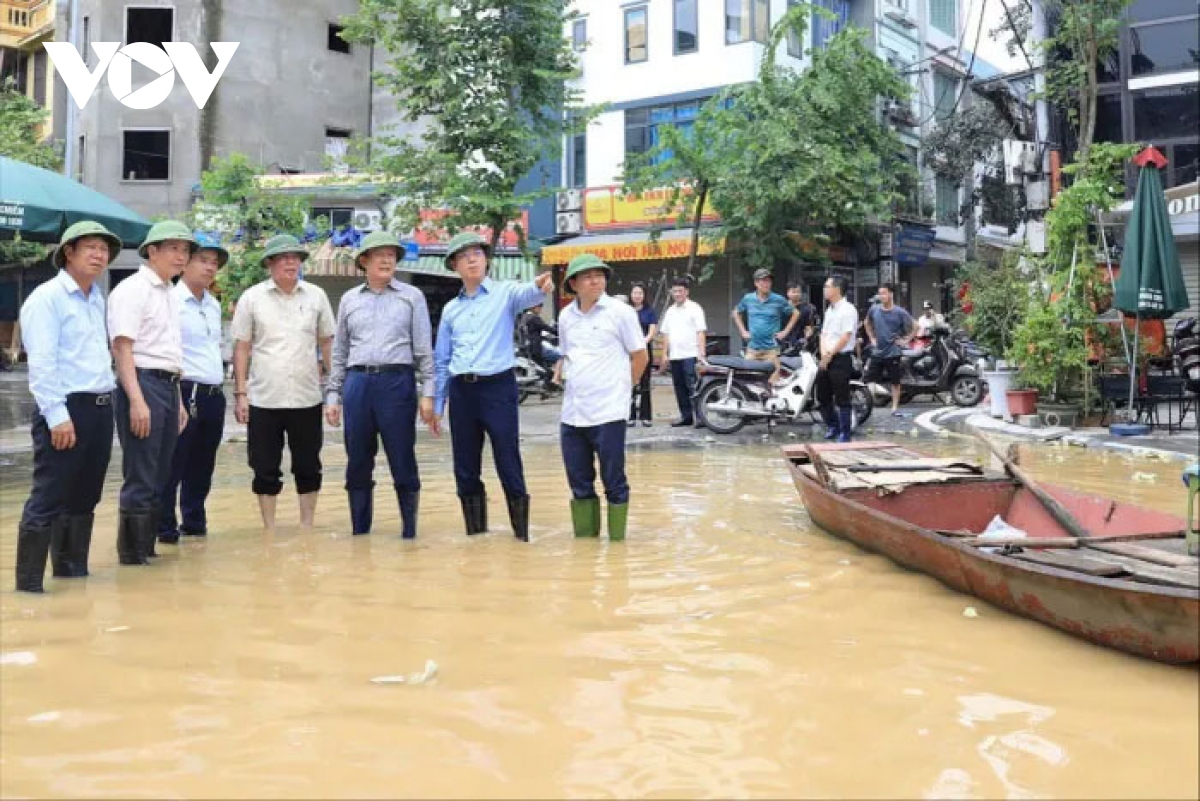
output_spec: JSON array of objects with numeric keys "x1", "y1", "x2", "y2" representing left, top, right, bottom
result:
[
  {"x1": 137, "y1": 367, "x2": 181, "y2": 383},
  {"x1": 70, "y1": 391, "x2": 112, "y2": 406},
  {"x1": 181, "y1": 380, "x2": 224, "y2": 396},
  {"x1": 349, "y1": 364, "x2": 413, "y2": 374},
  {"x1": 455, "y1": 368, "x2": 513, "y2": 384}
]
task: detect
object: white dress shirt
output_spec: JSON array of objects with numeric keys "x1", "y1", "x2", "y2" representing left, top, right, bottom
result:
[
  {"x1": 659, "y1": 299, "x2": 707, "y2": 360},
  {"x1": 107, "y1": 265, "x2": 183, "y2": 372},
  {"x1": 821, "y1": 298, "x2": 859, "y2": 354},
  {"x1": 559, "y1": 294, "x2": 647, "y2": 427}
]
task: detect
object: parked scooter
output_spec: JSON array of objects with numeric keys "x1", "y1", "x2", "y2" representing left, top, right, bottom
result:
[
  {"x1": 694, "y1": 338, "x2": 874, "y2": 435},
  {"x1": 515, "y1": 329, "x2": 563, "y2": 404},
  {"x1": 865, "y1": 324, "x2": 985, "y2": 407}
]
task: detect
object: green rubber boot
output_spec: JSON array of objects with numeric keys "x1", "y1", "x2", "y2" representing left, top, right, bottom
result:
[
  {"x1": 570, "y1": 498, "x2": 601, "y2": 538},
  {"x1": 607, "y1": 502, "x2": 629, "y2": 543}
]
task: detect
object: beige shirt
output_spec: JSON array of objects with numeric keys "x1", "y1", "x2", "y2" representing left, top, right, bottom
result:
[
  {"x1": 107, "y1": 265, "x2": 183, "y2": 372},
  {"x1": 231, "y1": 279, "x2": 335, "y2": 409}
]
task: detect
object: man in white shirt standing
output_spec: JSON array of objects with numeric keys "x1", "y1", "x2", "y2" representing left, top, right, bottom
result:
[
  {"x1": 656, "y1": 277, "x2": 707, "y2": 427},
  {"x1": 157, "y1": 240, "x2": 229, "y2": 545},
  {"x1": 108, "y1": 220, "x2": 193, "y2": 565},
  {"x1": 816, "y1": 275, "x2": 860, "y2": 442},
  {"x1": 556, "y1": 254, "x2": 648, "y2": 541}
]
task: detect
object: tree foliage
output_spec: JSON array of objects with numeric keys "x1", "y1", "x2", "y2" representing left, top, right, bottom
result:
[
  {"x1": 0, "y1": 81, "x2": 59, "y2": 265},
  {"x1": 341, "y1": 0, "x2": 594, "y2": 250},
  {"x1": 623, "y1": 4, "x2": 911, "y2": 274},
  {"x1": 186, "y1": 154, "x2": 311, "y2": 314},
  {"x1": 953, "y1": 255, "x2": 1028, "y2": 359}
]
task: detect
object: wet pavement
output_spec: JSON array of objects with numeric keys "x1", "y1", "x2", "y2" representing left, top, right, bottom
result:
[{"x1": 1, "y1": 380, "x2": 1198, "y2": 798}]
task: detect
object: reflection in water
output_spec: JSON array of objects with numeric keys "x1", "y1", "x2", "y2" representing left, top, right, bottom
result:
[{"x1": 0, "y1": 438, "x2": 1197, "y2": 798}]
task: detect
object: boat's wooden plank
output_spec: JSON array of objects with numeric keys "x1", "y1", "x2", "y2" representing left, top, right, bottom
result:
[
  {"x1": 846, "y1": 469, "x2": 991, "y2": 486},
  {"x1": 1078, "y1": 553, "x2": 1200, "y2": 589},
  {"x1": 1006, "y1": 549, "x2": 1128, "y2": 576},
  {"x1": 1084, "y1": 541, "x2": 1200, "y2": 570},
  {"x1": 798, "y1": 464, "x2": 871, "y2": 490}
]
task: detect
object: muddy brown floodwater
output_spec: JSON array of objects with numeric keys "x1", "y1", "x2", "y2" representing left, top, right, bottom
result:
[{"x1": 1, "y1": 437, "x2": 1197, "y2": 799}]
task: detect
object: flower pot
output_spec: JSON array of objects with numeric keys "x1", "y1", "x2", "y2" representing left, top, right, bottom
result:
[
  {"x1": 1005, "y1": 389, "x2": 1038, "y2": 416},
  {"x1": 1038, "y1": 401, "x2": 1082, "y2": 428},
  {"x1": 982, "y1": 370, "x2": 1016, "y2": 419}
]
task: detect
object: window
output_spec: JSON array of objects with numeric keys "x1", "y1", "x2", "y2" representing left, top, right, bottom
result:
[
  {"x1": 76, "y1": 135, "x2": 86, "y2": 182},
  {"x1": 328, "y1": 23, "x2": 350, "y2": 54},
  {"x1": 82, "y1": 16, "x2": 90, "y2": 67},
  {"x1": 625, "y1": 7, "x2": 647, "y2": 64},
  {"x1": 1133, "y1": 85, "x2": 1199, "y2": 141},
  {"x1": 674, "y1": 0, "x2": 698, "y2": 54},
  {"x1": 1172, "y1": 143, "x2": 1199, "y2": 188},
  {"x1": 0, "y1": 51, "x2": 28, "y2": 92},
  {"x1": 122, "y1": 129, "x2": 170, "y2": 181},
  {"x1": 812, "y1": 0, "x2": 849, "y2": 50},
  {"x1": 572, "y1": 19, "x2": 587, "y2": 51},
  {"x1": 1129, "y1": 22, "x2": 1200, "y2": 76},
  {"x1": 935, "y1": 177, "x2": 959, "y2": 225},
  {"x1": 311, "y1": 207, "x2": 354, "y2": 228},
  {"x1": 932, "y1": 70, "x2": 958, "y2": 121},
  {"x1": 125, "y1": 7, "x2": 173, "y2": 48},
  {"x1": 929, "y1": 0, "x2": 955, "y2": 36},
  {"x1": 786, "y1": 0, "x2": 803, "y2": 57},
  {"x1": 726, "y1": 0, "x2": 768, "y2": 45},
  {"x1": 1095, "y1": 93, "x2": 1123, "y2": 144},
  {"x1": 33, "y1": 49, "x2": 47, "y2": 107},
  {"x1": 570, "y1": 131, "x2": 587, "y2": 188},
  {"x1": 625, "y1": 100, "x2": 702, "y2": 162},
  {"x1": 1129, "y1": 0, "x2": 1198, "y2": 23},
  {"x1": 325, "y1": 127, "x2": 352, "y2": 167}
]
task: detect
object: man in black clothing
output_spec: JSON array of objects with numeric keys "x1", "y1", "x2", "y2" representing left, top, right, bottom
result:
[{"x1": 783, "y1": 282, "x2": 819, "y2": 351}]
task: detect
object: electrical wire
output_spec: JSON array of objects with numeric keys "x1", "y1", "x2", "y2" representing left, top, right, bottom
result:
[{"x1": 913, "y1": 0, "x2": 990, "y2": 128}]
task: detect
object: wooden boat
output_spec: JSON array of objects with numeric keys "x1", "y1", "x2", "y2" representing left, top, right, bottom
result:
[{"x1": 784, "y1": 441, "x2": 1199, "y2": 665}]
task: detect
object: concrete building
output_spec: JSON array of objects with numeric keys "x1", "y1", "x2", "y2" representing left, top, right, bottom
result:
[{"x1": 1, "y1": 0, "x2": 57, "y2": 138}]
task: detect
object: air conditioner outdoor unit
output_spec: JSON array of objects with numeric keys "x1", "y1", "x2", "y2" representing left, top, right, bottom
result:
[
  {"x1": 1026, "y1": 180, "x2": 1049, "y2": 211},
  {"x1": 556, "y1": 211, "x2": 582, "y2": 235},
  {"x1": 1021, "y1": 147, "x2": 1041, "y2": 175},
  {"x1": 556, "y1": 189, "x2": 583, "y2": 212},
  {"x1": 353, "y1": 210, "x2": 383, "y2": 231}
]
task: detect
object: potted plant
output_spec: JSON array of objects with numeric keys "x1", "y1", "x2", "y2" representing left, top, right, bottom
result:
[{"x1": 954, "y1": 255, "x2": 1027, "y2": 418}]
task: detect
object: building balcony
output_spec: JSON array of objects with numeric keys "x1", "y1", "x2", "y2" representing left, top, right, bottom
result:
[{"x1": 0, "y1": 0, "x2": 54, "y2": 50}]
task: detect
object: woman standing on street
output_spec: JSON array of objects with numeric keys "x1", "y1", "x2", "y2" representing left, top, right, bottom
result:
[{"x1": 628, "y1": 283, "x2": 658, "y2": 427}]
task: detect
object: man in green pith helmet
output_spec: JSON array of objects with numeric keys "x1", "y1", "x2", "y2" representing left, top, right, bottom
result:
[
  {"x1": 433, "y1": 231, "x2": 554, "y2": 541},
  {"x1": 231, "y1": 234, "x2": 336, "y2": 531},
  {"x1": 554, "y1": 253, "x2": 648, "y2": 541},
  {"x1": 108, "y1": 219, "x2": 194, "y2": 566},
  {"x1": 325, "y1": 230, "x2": 436, "y2": 538},
  {"x1": 15, "y1": 221, "x2": 122, "y2": 592}
]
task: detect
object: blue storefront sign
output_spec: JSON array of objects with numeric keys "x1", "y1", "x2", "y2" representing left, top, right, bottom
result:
[
  {"x1": 893, "y1": 224, "x2": 936, "y2": 267},
  {"x1": 403, "y1": 241, "x2": 420, "y2": 262}
]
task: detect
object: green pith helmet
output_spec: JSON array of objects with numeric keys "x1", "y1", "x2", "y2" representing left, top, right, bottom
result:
[
  {"x1": 563, "y1": 253, "x2": 612, "y2": 296},
  {"x1": 52, "y1": 221, "x2": 123, "y2": 269},
  {"x1": 259, "y1": 234, "x2": 308, "y2": 268},
  {"x1": 137, "y1": 219, "x2": 198, "y2": 260},
  {"x1": 444, "y1": 231, "x2": 490, "y2": 271},
  {"x1": 354, "y1": 230, "x2": 403, "y2": 270}
]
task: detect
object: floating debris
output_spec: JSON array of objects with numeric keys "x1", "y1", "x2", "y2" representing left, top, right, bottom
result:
[
  {"x1": 105, "y1": 626, "x2": 130, "y2": 634},
  {"x1": 963, "y1": 607, "x2": 979, "y2": 618},
  {"x1": 0, "y1": 651, "x2": 37, "y2": 666},
  {"x1": 1132, "y1": 472, "x2": 1157, "y2": 483},
  {"x1": 371, "y1": 659, "x2": 438, "y2": 686},
  {"x1": 27, "y1": 711, "x2": 61, "y2": 723}
]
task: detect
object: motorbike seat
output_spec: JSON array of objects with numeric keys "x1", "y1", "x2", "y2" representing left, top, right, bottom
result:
[
  {"x1": 900, "y1": 348, "x2": 925, "y2": 358},
  {"x1": 707, "y1": 355, "x2": 775, "y2": 373},
  {"x1": 779, "y1": 356, "x2": 803, "y2": 371}
]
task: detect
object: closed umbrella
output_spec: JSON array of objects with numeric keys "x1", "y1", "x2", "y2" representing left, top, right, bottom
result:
[
  {"x1": 0, "y1": 156, "x2": 152, "y2": 246},
  {"x1": 1113, "y1": 146, "x2": 1191, "y2": 423}
]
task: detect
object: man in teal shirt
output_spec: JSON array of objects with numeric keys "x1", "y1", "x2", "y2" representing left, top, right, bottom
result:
[{"x1": 733, "y1": 268, "x2": 800, "y2": 383}]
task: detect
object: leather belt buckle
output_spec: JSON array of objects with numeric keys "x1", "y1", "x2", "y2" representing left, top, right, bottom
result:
[
  {"x1": 461, "y1": 373, "x2": 480, "y2": 383},
  {"x1": 95, "y1": 393, "x2": 111, "y2": 407},
  {"x1": 363, "y1": 365, "x2": 383, "y2": 375}
]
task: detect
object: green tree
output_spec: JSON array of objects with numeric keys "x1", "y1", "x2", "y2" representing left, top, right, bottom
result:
[
  {"x1": 186, "y1": 154, "x2": 311, "y2": 313},
  {"x1": 341, "y1": 0, "x2": 594, "y2": 250},
  {"x1": 623, "y1": 4, "x2": 911, "y2": 273},
  {"x1": 0, "y1": 81, "x2": 59, "y2": 265}
]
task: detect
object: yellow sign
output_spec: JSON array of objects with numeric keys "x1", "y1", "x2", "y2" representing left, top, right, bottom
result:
[
  {"x1": 541, "y1": 234, "x2": 724, "y2": 266},
  {"x1": 583, "y1": 185, "x2": 719, "y2": 231}
]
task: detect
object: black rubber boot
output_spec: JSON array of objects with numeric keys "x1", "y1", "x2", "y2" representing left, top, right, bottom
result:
[
  {"x1": 349, "y1": 489, "x2": 373, "y2": 535},
  {"x1": 15, "y1": 521, "x2": 52, "y2": 593},
  {"x1": 49, "y1": 516, "x2": 73, "y2": 578},
  {"x1": 398, "y1": 490, "x2": 419, "y2": 540},
  {"x1": 506, "y1": 495, "x2": 530, "y2": 542},
  {"x1": 117, "y1": 511, "x2": 150, "y2": 566},
  {"x1": 145, "y1": 510, "x2": 159, "y2": 558},
  {"x1": 459, "y1": 494, "x2": 488, "y2": 535},
  {"x1": 65, "y1": 513, "x2": 94, "y2": 577}
]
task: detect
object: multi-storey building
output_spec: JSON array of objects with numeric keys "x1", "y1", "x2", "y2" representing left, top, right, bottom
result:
[{"x1": 1, "y1": 0, "x2": 57, "y2": 138}]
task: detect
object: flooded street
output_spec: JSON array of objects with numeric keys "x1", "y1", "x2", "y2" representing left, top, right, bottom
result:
[{"x1": 1, "y1": 432, "x2": 1197, "y2": 799}]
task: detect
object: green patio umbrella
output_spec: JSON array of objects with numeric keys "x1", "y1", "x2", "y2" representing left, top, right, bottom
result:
[
  {"x1": 0, "y1": 156, "x2": 152, "y2": 247},
  {"x1": 1113, "y1": 146, "x2": 1190, "y2": 421}
]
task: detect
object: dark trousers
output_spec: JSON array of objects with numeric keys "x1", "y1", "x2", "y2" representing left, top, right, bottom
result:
[
  {"x1": 816, "y1": 353, "x2": 854, "y2": 411},
  {"x1": 158, "y1": 382, "x2": 226, "y2": 535},
  {"x1": 22, "y1": 393, "x2": 114, "y2": 527},
  {"x1": 343, "y1": 369, "x2": 420, "y2": 493},
  {"x1": 247, "y1": 405, "x2": 323, "y2": 496},
  {"x1": 115, "y1": 372, "x2": 180, "y2": 512},
  {"x1": 669, "y1": 358, "x2": 698, "y2": 422},
  {"x1": 448, "y1": 371, "x2": 525, "y2": 499},
  {"x1": 629, "y1": 345, "x2": 653, "y2": 421},
  {"x1": 561, "y1": 420, "x2": 629, "y2": 503}
]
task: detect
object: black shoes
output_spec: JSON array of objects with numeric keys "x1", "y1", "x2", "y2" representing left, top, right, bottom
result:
[{"x1": 670, "y1": 419, "x2": 694, "y2": 428}]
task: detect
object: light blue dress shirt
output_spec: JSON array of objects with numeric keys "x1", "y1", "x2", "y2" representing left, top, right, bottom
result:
[
  {"x1": 175, "y1": 281, "x2": 225, "y2": 385},
  {"x1": 19, "y1": 270, "x2": 116, "y2": 428},
  {"x1": 434, "y1": 277, "x2": 546, "y2": 415}
]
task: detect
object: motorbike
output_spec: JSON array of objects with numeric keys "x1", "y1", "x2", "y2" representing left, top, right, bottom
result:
[
  {"x1": 865, "y1": 324, "x2": 986, "y2": 407},
  {"x1": 515, "y1": 330, "x2": 563, "y2": 404},
  {"x1": 694, "y1": 337, "x2": 874, "y2": 435}
]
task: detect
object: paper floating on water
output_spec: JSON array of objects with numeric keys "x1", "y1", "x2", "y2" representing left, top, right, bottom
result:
[
  {"x1": 963, "y1": 607, "x2": 979, "y2": 618},
  {"x1": 371, "y1": 659, "x2": 438, "y2": 686}
]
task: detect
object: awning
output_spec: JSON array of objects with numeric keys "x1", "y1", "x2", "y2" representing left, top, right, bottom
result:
[{"x1": 541, "y1": 228, "x2": 725, "y2": 266}]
